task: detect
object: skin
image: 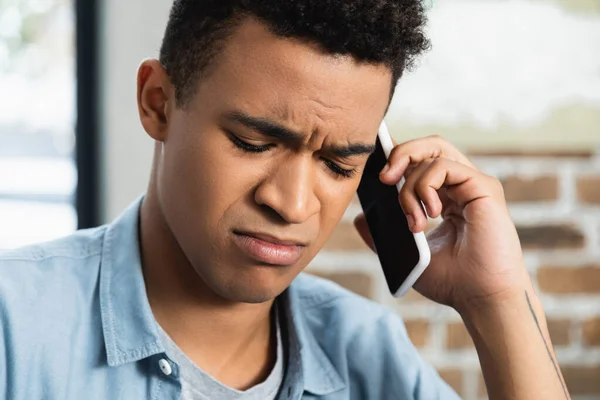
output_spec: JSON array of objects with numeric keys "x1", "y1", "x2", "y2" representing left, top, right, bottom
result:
[{"x1": 137, "y1": 17, "x2": 570, "y2": 399}]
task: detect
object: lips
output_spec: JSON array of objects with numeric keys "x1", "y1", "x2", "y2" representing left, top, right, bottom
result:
[{"x1": 232, "y1": 231, "x2": 305, "y2": 266}]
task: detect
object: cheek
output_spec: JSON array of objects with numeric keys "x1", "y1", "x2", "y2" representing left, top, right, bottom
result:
[
  {"x1": 315, "y1": 181, "x2": 358, "y2": 244},
  {"x1": 158, "y1": 130, "x2": 254, "y2": 237}
]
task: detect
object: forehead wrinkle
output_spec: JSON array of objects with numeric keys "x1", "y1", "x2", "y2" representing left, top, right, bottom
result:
[{"x1": 265, "y1": 93, "x2": 367, "y2": 153}]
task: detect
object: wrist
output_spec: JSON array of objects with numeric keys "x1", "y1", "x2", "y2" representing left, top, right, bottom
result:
[
  {"x1": 455, "y1": 281, "x2": 540, "y2": 328},
  {"x1": 456, "y1": 283, "x2": 569, "y2": 400}
]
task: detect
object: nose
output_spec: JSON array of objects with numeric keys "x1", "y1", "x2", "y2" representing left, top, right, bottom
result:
[{"x1": 254, "y1": 155, "x2": 321, "y2": 224}]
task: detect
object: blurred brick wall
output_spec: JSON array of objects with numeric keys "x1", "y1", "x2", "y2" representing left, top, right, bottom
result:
[{"x1": 307, "y1": 150, "x2": 600, "y2": 400}]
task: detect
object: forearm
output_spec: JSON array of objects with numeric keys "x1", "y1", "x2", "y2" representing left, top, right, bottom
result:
[{"x1": 458, "y1": 286, "x2": 570, "y2": 400}]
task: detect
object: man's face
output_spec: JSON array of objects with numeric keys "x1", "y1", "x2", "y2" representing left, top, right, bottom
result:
[{"x1": 156, "y1": 19, "x2": 391, "y2": 303}]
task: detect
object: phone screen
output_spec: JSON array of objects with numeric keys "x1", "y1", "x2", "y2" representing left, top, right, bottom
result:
[{"x1": 357, "y1": 137, "x2": 420, "y2": 294}]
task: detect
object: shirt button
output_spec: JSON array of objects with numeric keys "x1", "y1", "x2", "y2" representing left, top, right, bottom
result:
[{"x1": 158, "y1": 359, "x2": 172, "y2": 376}]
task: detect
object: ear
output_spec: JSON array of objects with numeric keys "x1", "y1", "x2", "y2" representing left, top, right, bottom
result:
[{"x1": 137, "y1": 59, "x2": 173, "y2": 142}]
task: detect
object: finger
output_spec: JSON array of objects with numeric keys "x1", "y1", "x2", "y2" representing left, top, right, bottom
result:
[
  {"x1": 400, "y1": 158, "x2": 498, "y2": 232},
  {"x1": 418, "y1": 158, "x2": 498, "y2": 206},
  {"x1": 380, "y1": 135, "x2": 477, "y2": 184},
  {"x1": 443, "y1": 173, "x2": 505, "y2": 223},
  {"x1": 398, "y1": 159, "x2": 439, "y2": 233},
  {"x1": 403, "y1": 163, "x2": 418, "y2": 179},
  {"x1": 353, "y1": 213, "x2": 376, "y2": 253}
]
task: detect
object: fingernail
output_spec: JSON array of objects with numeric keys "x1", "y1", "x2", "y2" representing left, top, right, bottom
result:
[
  {"x1": 407, "y1": 214, "x2": 415, "y2": 230},
  {"x1": 380, "y1": 163, "x2": 390, "y2": 175}
]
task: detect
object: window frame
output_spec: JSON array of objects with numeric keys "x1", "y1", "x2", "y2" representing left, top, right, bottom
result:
[{"x1": 75, "y1": 0, "x2": 100, "y2": 229}]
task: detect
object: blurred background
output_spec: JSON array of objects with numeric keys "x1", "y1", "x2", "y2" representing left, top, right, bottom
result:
[
  {"x1": 0, "y1": 0, "x2": 76, "y2": 248},
  {"x1": 0, "y1": 0, "x2": 599, "y2": 399}
]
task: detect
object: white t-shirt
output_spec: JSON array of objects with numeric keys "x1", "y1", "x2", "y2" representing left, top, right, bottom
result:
[{"x1": 157, "y1": 311, "x2": 284, "y2": 400}]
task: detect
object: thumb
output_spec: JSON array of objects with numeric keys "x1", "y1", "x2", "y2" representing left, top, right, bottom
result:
[{"x1": 353, "y1": 213, "x2": 376, "y2": 253}]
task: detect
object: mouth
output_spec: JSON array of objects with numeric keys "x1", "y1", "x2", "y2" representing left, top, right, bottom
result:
[{"x1": 232, "y1": 231, "x2": 306, "y2": 266}]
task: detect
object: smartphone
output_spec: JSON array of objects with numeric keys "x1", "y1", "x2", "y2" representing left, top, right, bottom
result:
[{"x1": 357, "y1": 121, "x2": 431, "y2": 297}]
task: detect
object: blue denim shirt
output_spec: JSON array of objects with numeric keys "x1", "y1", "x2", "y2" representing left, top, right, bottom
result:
[{"x1": 0, "y1": 198, "x2": 459, "y2": 400}]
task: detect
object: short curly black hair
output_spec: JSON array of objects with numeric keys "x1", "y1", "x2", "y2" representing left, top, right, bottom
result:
[{"x1": 159, "y1": 0, "x2": 430, "y2": 107}]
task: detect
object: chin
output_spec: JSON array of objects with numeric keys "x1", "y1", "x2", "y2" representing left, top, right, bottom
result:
[
  {"x1": 215, "y1": 282, "x2": 284, "y2": 304},
  {"x1": 205, "y1": 266, "x2": 294, "y2": 304}
]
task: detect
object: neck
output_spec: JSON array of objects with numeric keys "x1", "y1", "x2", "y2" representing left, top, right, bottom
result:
[{"x1": 139, "y1": 179, "x2": 276, "y2": 389}]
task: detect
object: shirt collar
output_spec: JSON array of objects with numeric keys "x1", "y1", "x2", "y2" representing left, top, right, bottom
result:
[
  {"x1": 100, "y1": 196, "x2": 164, "y2": 366},
  {"x1": 282, "y1": 283, "x2": 347, "y2": 396},
  {"x1": 99, "y1": 196, "x2": 345, "y2": 395}
]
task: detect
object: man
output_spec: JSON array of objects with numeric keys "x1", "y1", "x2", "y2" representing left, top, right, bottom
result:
[{"x1": 0, "y1": 0, "x2": 570, "y2": 399}]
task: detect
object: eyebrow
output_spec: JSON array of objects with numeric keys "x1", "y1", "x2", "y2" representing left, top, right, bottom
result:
[
  {"x1": 328, "y1": 143, "x2": 376, "y2": 157},
  {"x1": 225, "y1": 111, "x2": 376, "y2": 157}
]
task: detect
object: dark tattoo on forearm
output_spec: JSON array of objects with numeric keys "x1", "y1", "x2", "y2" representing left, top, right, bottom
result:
[{"x1": 525, "y1": 291, "x2": 569, "y2": 399}]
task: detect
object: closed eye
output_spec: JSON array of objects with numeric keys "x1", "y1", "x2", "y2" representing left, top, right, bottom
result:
[
  {"x1": 228, "y1": 133, "x2": 273, "y2": 153},
  {"x1": 323, "y1": 159, "x2": 357, "y2": 179},
  {"x1": 228, "y1": 130, "x2": 356, "y2": 178}
]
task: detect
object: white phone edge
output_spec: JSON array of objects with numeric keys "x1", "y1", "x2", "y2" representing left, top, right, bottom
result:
[{"x1": 378, "y1": 121, "x2": 431, "y2": 298}]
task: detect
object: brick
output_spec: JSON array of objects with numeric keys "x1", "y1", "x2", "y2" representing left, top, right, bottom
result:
[
  {"x1": 501, "y1": 176, "x2": 558, "y2": 203},
  {"x1": 562, "y1": 365, "x2": 600, "y2": 395},
  {"x1": 537, "y1": 266, "x2": 600, "y2": 294},
  {"x1": 582, "y1": 317, "x2": 600, "y2": 346},
  {"x1": 467, "y1": 149, "x2": 594, "y2": 158},
  {"x1": 517, "y1": 224, "x2": 585, "y2": 250},
  {"x1": 446, "y1": 322, "x2": 474, "y2": 349},
  {"x1": 547, "y1": 319, "x2": 571, "y2": 346},
  {"x1": 403, "y1": 319, "x2": 430, "y2": 348},
  {"x1": 308, "y1": 271, "x2": 373, "y2": 298},
  {"x1": 438, "y1": 368, "x2": 463, "y2": 395},
  {"x1": 577, "y1": 177, "x2": 600, "y2": 205},
  {"x1": 323, "y1": 222, "x2": 370, "y2": 251}
]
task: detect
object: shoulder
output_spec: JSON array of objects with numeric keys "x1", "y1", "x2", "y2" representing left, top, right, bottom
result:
[
  {"x1": 0, "y1": 226, "x2": 108, "y2": 316},
  {"x1": 294, "y1": 274, "x2": 414, "y2": 358},
  {"x1": 291, "y1": 273, "x2": 459, "y2": 399},
  {"x1": 293, "y1": 272, "x2": 397, "y2": 320},
  {"x1": 0, "y1": 228, "x2": 112, "y2": 393},
  {"x1": 0, "y1": 226, "x2": 106, "y2": 264}
]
